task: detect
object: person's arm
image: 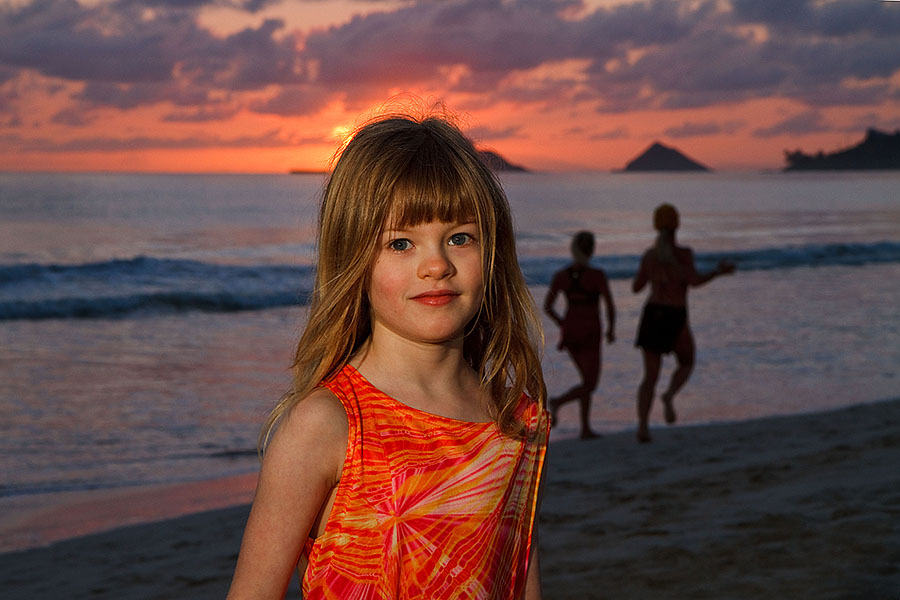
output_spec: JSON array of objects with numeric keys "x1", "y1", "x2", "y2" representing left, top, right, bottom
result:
[
  {"x1": 632, "y1": 252, "x2": 649, "y2": 294},
  {"x1": 543, "y1": 273, "x2": 563, "y2": 326},
  {"x1": 522, "y1": 440, "x2": 548, "y2": 600},
  {"x1": 226, "y1": 388, "x2": 348, "y2": 600},
  {"x1": 683, "y1": 249, "x2": 735, "y2": 287},
  {"x1": 600, "y1": 272, "x2": 616, "y2": 343},
  {"x1": 523, "y1": 528, "x2": 542, "y2": 600}
]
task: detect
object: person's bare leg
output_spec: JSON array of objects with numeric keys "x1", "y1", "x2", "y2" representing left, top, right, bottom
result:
[
  {"x1": 577, "y1": 395, "x2": 598, "y2": 439},
  {"x1": 573, "y1": 347, "x2": 600, "y2": 438},
  {"x1": 637, "y1": 350, "x2": 661, "y2": 442},
  {"x1": 550, "y1": 346, "x2": 594, "y2": 422},
  {"x1": 549, "y1": 383, "x2": 583, "y2": 427},
  {"x1": 661, "y1": 327, "x2": 695, "y2": 425}
]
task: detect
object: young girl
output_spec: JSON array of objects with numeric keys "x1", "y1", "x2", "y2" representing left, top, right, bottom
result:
[{"x1": 227, "y1": 113, "x2": 550, "y2": 599}]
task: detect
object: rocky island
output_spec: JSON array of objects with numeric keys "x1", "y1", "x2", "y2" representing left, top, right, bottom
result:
[
  {"x1": 621, "y1": 141, "x2": 710, "y2": 172},
  {"x1": 784, "y1": 128, "x2": 900, "y2": 171},
  {"x1": 477, "y1": 149, "x2": 528, "y2": 172}
]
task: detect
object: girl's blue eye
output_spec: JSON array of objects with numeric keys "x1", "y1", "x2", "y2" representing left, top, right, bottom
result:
[
  {"x1": 449, "y1": 233, "x2": 473, "y2": 246},
  {"x1": 389, "y1": 239, "x2": 412, "y2": 251}
]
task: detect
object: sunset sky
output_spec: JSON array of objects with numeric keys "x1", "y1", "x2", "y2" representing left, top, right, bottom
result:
[{"x1": 2, "y1": 0, "x2": 899, "y2": 172}]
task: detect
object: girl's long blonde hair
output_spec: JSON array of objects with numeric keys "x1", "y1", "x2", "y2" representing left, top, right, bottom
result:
[{"x1": 259, "y1": 112, "x2": 546, "y2": 451}]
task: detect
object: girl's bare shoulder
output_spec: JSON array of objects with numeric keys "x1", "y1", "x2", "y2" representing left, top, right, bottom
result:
[
  {"x1": 674, "y1": 245, "x2": 695, "y2": 260},
  {"x1": 587, "y1": 266, "x2": 609, "y2": 280},
  {"x1": 641, "y1": 247, "x2": 659, "y2": 263},
  {"x1": 284, "y1": 387, "x2": 347, "y2": 439},
  {"x1": 267, "y1": 387, "x2": 349, "y2": 481}
]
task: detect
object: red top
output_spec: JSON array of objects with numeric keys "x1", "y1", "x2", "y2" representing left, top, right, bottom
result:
[{"x1": 301, "y1": 364, "x2": 549, "y2": 599}]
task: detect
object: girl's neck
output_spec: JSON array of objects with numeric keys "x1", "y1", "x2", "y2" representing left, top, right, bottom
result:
[
  {"x1": 571, "y1": 249, "x2": 591, "y2": 267},
  {"x1": 350, "y1": 330, "x2": 488, "y2": 420},
  {"x1": 656, "y1": 229, "x2": 677, "y2": 245},
  {"x1": 354, "y1": 330, "x2": 470, "y2": 381}
]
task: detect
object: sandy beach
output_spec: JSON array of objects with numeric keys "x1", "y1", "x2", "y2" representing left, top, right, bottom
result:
[{"x1": 2, "y1": 398, "x2": 898, "y2": 599}]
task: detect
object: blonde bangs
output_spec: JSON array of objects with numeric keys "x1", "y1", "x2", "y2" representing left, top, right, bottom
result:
[
  {"x1": 386, "y1": 175, "x2": 478, "y2": 230},
  {"x1": 381, "y1": 129, "x2": 484, "y2": 231}
]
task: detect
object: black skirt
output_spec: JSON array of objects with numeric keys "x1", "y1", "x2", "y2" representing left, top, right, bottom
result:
[{"x1": 635, "y1": 303, "x2": 687, "y2": 354}]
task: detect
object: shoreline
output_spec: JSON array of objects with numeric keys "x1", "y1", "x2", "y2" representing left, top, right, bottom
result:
[
  {"x1": 0, "y1": 473, "x2": 258, "y2": 555},
  {"x1": 3, "y1": 397, "x2": 899, "y2": 598},
  {"x1": 2, "y1": 395, "x2": 894, "y2": 555}
]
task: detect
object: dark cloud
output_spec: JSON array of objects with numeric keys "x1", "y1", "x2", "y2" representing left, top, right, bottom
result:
[
  {"x1": 729, "y1": 0, "x2": 811, "y2": 28},
  {"x1": 848, "y1": 112, "x2": 900, "y2": 133},
  {"x1": 732, "y1": 0, "x2": 900, "y2": 37},
  {"x1": 116, "y1": 0, "x2": 283, "y2": 12},
  {"x1": 51, "y1": 108, "x2": 98, "y2": 127},
  {"x1": 595, "y1": 27, "x2": 788, "y2": 111},
  {"x1": 465, "y1": 124, "x2": 522, "y2": 142},
  {"x1": 483, "y1": 79, "x2": 587, "y2": 112},
  {"x1": 752, "y1": 110, "x2": 830, "y2": 138},
  {"x1": 249, "y1": 85, "x2": 336, "y2": 116},
  {"x1": 584, "y1": 1, "x2": 900, "y2": 112},
  {"x1": 73, "y1": 81, "x2": 208, "y2": 111},
  {"x1": 5, "y1": 128, "x2": 325, "y2": 152},
  {"x1": 0, "y1": 65, "x2": 18, "y2": 85},
  {"x1": 590, "y1": 127, "x2": 629, "y2": 141},
  {"x1": 297, "y1": 0, "x2": 899, "y2": 115},
  {"x1": 198, "y1": 18, "x2": 306, "y2": 91},
  {"x1": 1, "y1": 0, "x2": 898, "y2": 134},
  {"x1": 162, "y1": 105, "x2": 241, "y2": 122},
  {"x1": 0, "y1": 86, "x2": 19, "y2": 111},
  {"x1": 1, "y1": 0, "x2": 179, "y2": 82},
  {"x1": 0, "y1": 0, "x2": 303, "y2": 109},
  {"x1": 301, "y1": 1, "x2": 575, "y2": 87},
  {"x1": 575, "y1": 0, "x2": 702, "y2": 51},
  {"x1": 300, "y1": 0, "x2": 693, "y2": 89},
  {"x1": 664, "y1": 120, "x2": 745, "y2": 139}
]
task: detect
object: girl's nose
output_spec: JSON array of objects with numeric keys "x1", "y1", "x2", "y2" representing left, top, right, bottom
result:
[{"x1": 418, "y1": 248, "x2": 455, "y2": 279}]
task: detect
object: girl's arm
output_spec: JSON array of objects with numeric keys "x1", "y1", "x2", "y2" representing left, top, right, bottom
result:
[
  {"x1": 543, "y1": 272, "x2": 564, "y2": 326},
  {"x1": 523, "y1": 529, "x2": 543, "y2": 600},
  {"x1": 523, "y1": 441, "x2": 548, "y2": 600},
  {"x1": 226, "y1": 388, "x2": 348, "y2": 600},
  {"x1": 683, "y1": 249, "x2": 736, "y2": 287},
  {"x1": 600, "y1": 271, "x2": 616, "y2": 343}
]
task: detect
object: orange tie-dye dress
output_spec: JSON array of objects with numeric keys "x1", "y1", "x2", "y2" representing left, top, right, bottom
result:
[{"x1": 301, "y1": 364, "x2": 549, "y2": 599}]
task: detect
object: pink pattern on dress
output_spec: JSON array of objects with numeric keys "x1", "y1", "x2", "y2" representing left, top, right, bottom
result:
[{"x1": 302, "y1": 365, "x2": 549, "y2": 599}]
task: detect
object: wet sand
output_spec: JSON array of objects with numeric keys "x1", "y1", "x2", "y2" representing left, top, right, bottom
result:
[{"x1": 2, "y1": 399, "x2": 898, "y2": 599}]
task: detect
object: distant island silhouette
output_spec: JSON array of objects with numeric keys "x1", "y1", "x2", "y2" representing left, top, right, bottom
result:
[
  {"x1": 784, "y1": 128, "x2": 900, "y2": 171},
  {"x1": 476, "y1": 150, "x2": 528, "y2": 172},
  {"x1": 621, "y1": 141, "x2": 710, "y2": 172},
  {"x1": 290, "y1": 149, "x2": 527, "y2": 174}
]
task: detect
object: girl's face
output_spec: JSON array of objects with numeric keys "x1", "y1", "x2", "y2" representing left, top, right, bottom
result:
[{"x1": 367, "y1": 219, "x2": 484, "y2": 347}]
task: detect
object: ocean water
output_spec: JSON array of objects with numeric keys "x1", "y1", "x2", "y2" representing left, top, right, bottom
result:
[{"x1": 1, "y1": 171, "x2": 899, "y2": 548}]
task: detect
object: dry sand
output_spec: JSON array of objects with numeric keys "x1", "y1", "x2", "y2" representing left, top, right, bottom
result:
[{"x1": 2, "y1": 399, "x2": 898, "y2": 599}]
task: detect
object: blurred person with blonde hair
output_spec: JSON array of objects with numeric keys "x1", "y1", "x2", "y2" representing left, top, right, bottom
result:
[{"x1": 632, "y1": 203, "x2": 734, "y2": 443}]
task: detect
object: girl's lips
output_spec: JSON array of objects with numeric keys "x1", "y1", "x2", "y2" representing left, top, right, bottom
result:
[{"x1": 411, "y1": 290, "x2": 460, "y2": 306}]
